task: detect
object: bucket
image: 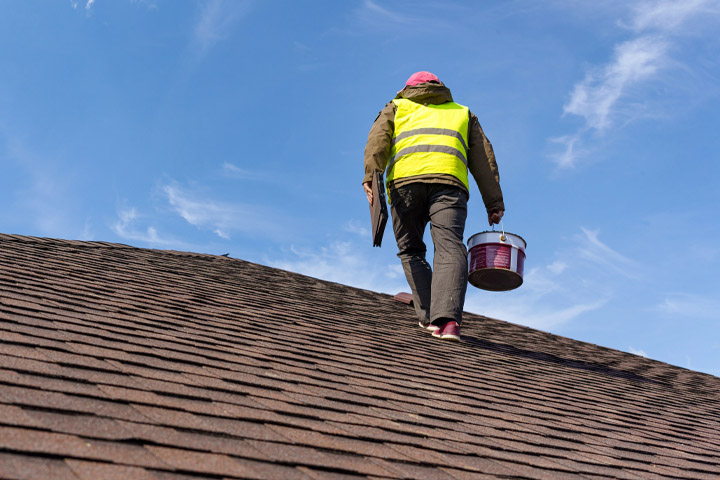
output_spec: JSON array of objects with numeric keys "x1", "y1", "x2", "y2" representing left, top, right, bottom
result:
[{"x1": 467, "y1": 227, "x2": 527, "y2": 291}]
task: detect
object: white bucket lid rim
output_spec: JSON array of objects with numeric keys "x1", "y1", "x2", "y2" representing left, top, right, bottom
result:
[{"x1": 467, "y1": 230, "x2": 527, "y2": 249}]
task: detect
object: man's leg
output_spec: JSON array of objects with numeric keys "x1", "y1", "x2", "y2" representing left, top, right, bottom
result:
[
  {"x1": 389, "y1": 183, "x2": 432, "y2": 326},
  {"x1": 427, "y1": 185, "x2": 468, "y2": 326}
]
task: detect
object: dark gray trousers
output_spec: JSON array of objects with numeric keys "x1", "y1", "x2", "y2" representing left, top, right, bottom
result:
[{"x1": 389, "y1": 183, "x2": 468, "y2": 325}]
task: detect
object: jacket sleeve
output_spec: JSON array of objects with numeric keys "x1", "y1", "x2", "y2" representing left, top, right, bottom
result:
[
  {"x1": 363, "y1": 103, "x2": 396, "y2": 184},
  {"x1": 467, "y1": 112, "x2": 505, "y2": 214}
]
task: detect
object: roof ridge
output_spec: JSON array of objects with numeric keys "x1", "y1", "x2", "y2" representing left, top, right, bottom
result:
[{"x1": 0, "y1": 233, "x2": 223, "y2": 260}]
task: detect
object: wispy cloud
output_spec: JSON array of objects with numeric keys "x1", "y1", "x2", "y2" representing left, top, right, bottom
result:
[
  {"x1": 361, "y1": 0, "x2": 414, "y2": 24},
  {"x1": 349, "y1": 0, "x2": 458, "y2": 33},
  {"x1": 266, "y1": 240, "x2": 407, "y2": 294},
  {"x1": 575, "y1": 227, "x2": 643, "y2": 280},
  {"x1": 628, "y1": 0, "x2": 719, "y2": 32},
  {"x1": 548, "y1": 134, "x2": 584, "y2": 170},
  {"x1": 468, "y1": 293, "x2": 606, "y2": 332},
  {"x1": 652, "y1": 292, "x2": 720, "y2": 320},
  {"x1": 550, "y1": 0, "x2": 719, "y2": 168},
  {"x1": 3, "y1": 136, "x2": 90, "y2": 240},
  {"x1": 465, "y1": 257, "x2": 609, "y2": 331},
  {"x1": 466, "y1": 226, "x2": 644, "y2": 331},
  {"x1": 222, "y1": 162, "x2": 256, "y2": 179},
  {"x1": 111, "y1": 207, "x2": 176, "y2": 247},
  {"x1": 344, "y1": 219, "x2": 370, "y2": 238},
  {"x1": 194, "y1": 0, "x2": 253, "y2": 54},
  {"x1": 72, "y1": 0, "x2": 158, "y2": 13},
  {"x1": 563, "y1": 36, "x2": 668, "y2": 132},
  {"x1": 162, "y1": 182, "x2": 287, "y2": 241},
  {"x1": 628, "y1": 346, "x2": 648, "y2": 357}
]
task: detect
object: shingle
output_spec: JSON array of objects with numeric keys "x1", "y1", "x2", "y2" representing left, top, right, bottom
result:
[
  {"x1": 0, "y1": 426, "x2": 92, "y2": 456},
  {"x1": 369, "y1": 458, "x2": 462, "y2": 480},
  {"x1": 0, "y1": 353, "x2": 68, "y2": 377},
  {"x1": 21, "y1": 410, "x2": 135, "y2": 440},
  {"x1": 0, "y1": 403, "x2": 47, "y2": 429},
  {"x1": 129, "y1": 404, "x2": 217, "y2": 431},
  {"x1": 144, "y1": 446, "x2": 257, "y2": 477},
  {"x1": 0, "y1": 452, "x2": 79, "y2": 480},
  {"x1": 243, "y1": 440, "x2": 352, "y2": 469},
  {"x1": 113, "y1": 419, "x2": 270, "y2": 461},
  {"x1": 2, "y1": 234, "x2": 720, "y2": 480},
  {"x1": 0, "y1": 385, "x2": 149, "y2": 423},
  {"x1": 0, "y1": 342, "x2": 51, "y2": 361},
  {"x1": 0, "y1": 368, "x2": 108, "y2": 397},
  {"x1": 64, "y1": 460, "x2": 159, "y2": 480},
  {"x1": 190, "y1": 414, "x2": 288, "y2": 442},
  {"x1": 297, "y1": 466, "x2": 369, "y2": 480},
  {"x1": 0, "y1": 425, "x2": 168, "y2": 468},
  {"x1": 273, "y1": 426, "x2": 419, "y2": 462},
  {"x1": 234, "y1": 459, "x2": 315, "y2": 480}
]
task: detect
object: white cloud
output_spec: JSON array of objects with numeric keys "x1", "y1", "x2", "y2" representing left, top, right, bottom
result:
[
  {"x1": 72, "y1": 0, "x2": 157, "y2": 12},
  {"x1": 213, "y1": 228, "x2": 230, "y2": 240},
  {"x1": 551, "y1": 0, "x2": 719, "y2": 168},
  {"x1": 653, "y1": 292, "x2": 720, "y2": 319},
  {"x1": 628, "y1": 346, "x2": 648, "y2": 357},
  {"x1": 267, "y1": 240, "x2": 407, "y2": 294},
  {"x1": 111, "y1": 208, "x2": 175, "y2": 246},
  {"x1": 385, "y1": 263, "x2": 405, "y2": 280},
  {"x1": 467, "y1": 292, "x2": 606, "y2": 331},
  {"x1": 547, "y1": 260, "x2": 568, "y2": 275},
  {"x1": 629, "y1": 0, "x2": 719, "y2": 32},
  {"x1": 563, "y1": 35, "x2": 668, "y2": 132},
  {"x1": 80, "y1": 221, "x2": 95, "y2": 241},
  {"x1": 548, "y1": 134, "x2": 584, "y2": 169},
  {"x1": 222, "y1": 162, "x2": 254, "y2": 179},
  {"x1": 3, "y1": 137, "x2": 91, "y2": 240},
  {"x1": 344, "y1": 219, "x2": 370, "y2": 238},
  {"x1": 194, "y1": 0, "x2": 253, "y2": 53},
  {"x1": 465, "y1": 226, "x2": 644, "y2": 331},
  {"x1": 575, "y1": 227, "x2": 643, "y2": 280},
  {"x1": 465, "y1": 252, "x2": 609, "y2": 331},
  {"x1": 362, "y1": 0, "x2": 413, "y2": 24},
  {"x1": 162, "y1": 183, "x2": 287, "y2": 240}
]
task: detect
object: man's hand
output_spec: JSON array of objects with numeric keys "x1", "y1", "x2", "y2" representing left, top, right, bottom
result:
[
  {"x1": 488, "y1": 210, "x2": 504, "y2": 226},
  {"x1": 363, "y1": 181, "x2": 373, "y2": 206}
]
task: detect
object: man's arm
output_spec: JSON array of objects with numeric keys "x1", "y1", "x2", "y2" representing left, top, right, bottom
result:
[
  {"x1": 467, "y1": 112, "x2": 505, "y2": 223},
  {"x1": 362, "y1": 103, "x2": 395, "y2": 205}
]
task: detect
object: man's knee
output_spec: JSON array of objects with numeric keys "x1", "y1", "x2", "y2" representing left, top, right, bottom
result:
[{"x1": 397, "y1": 245, "x2": 427, "y2": 260}]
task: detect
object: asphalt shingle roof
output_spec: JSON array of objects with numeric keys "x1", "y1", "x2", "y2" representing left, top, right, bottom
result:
[{"x1": 1, "y1": 233, "x2": 719, "y2": 479}]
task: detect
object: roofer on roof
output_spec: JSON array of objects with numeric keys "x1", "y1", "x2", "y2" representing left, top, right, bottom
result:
[{"x1": 363, "y1": 71, "x2": 505, "y2": 341}]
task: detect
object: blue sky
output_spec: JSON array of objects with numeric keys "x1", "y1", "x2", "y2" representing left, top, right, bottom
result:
[{"x1": 1, "y1": 0, "x2": 719, "y2": 376}]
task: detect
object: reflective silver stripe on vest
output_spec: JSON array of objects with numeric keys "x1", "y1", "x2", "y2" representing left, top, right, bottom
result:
[
  {"x1": 391, "y1": 127, "x2": 468, "y2": 153},
  {"x1": 388, "y1": 145, "x2": 468, "y2": 171}
]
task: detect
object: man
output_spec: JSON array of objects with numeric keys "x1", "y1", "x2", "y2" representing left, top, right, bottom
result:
[{"x1": 363, "y1": 71, "x2": 504, "y2": 341}]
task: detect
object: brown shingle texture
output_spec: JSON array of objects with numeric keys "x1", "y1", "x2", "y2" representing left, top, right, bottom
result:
[{"x1": 1, "y1": 233, "x2": 719, "y2": 479}]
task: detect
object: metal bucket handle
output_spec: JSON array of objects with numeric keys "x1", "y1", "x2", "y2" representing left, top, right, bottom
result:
[{"x1": 492, "y1": 220, "x2": 507, "y2": 242}]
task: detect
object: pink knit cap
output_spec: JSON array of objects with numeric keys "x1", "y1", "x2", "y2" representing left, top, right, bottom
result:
[{"x1": 405, "y1": 71, "x2": 440, "y2": 86}]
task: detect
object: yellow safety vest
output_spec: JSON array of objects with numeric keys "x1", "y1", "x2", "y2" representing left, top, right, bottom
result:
[{"x1": 387, "y1": 98, "x2": 470, "y2": 192}]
